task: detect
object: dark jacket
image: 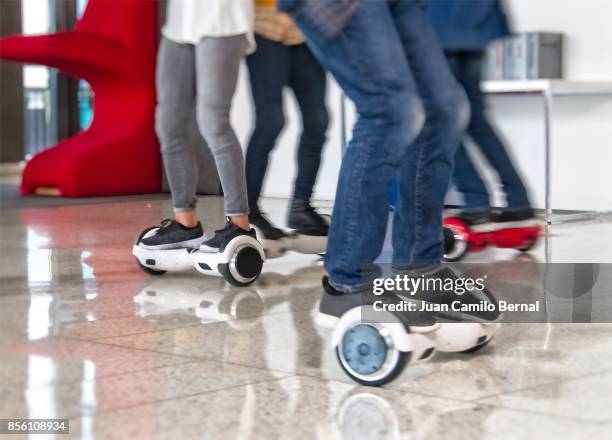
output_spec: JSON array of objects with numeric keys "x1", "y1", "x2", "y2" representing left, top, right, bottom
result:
[{"x1": 426, "y1": 0, "x2": 511, "y2": 50}]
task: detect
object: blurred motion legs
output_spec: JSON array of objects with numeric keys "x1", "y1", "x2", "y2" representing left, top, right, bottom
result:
[
  {"x1": 440, "y1": 50, "x2": 539, "y2": 261},
  {"x1": 445, "y1": 50, "x2": 532, "y2": 216},
  {"x1": 246, "y1": 36, "x2": 328, "y2": 208},
  {"x1": 245, "y1": 35, "x2": 329, "y2": 237}
]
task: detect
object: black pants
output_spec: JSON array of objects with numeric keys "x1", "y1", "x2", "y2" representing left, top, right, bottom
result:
[
  {"x1": 245, "y1": 35, "x2": 329, "y2": 208},
  {"x1": 446, "y1": 50, "x2": 530, "y2": 211}
]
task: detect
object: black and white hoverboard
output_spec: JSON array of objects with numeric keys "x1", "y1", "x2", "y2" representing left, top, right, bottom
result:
[{"x1": 133, "y1": 226, "x2": 265, "y2": 286}]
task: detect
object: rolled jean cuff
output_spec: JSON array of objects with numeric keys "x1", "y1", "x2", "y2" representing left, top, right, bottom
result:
[
  {"x1": 328, "y1": 278, "x2": 372, "y2": 295},
  {"x1": 173, "y1": 205, "x2": 196, "y2": 213},
  {"x1": 391, "y1": 262, "x2": 440, "y2": 274},
  {"x1": 226, "y1": 210, "x2": 249, "y2": 217}
]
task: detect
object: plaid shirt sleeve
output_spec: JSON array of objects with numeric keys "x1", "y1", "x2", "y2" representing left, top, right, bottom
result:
[{"x1": 277, "y1": 0, "x2": 360, "y2": 39}]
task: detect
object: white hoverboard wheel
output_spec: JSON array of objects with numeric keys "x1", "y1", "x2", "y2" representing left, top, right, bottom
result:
[
  {"x1": 332, "y1": 306, "x2": 436, "y2": 387},
  {"x1": 134, "y1": 226, "x2": 166, "y2": 276},
  {"x1": 217, "y1": 237, "x2": 265, "y2": 287}
]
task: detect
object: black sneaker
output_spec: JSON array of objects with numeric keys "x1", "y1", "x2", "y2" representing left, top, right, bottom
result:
[
  {"x1": 319, "y1": 276, "x2": 438, "y2": 327},
  {"x1": 287, "y1": 200, "x2": 329, "y2": 236},
  {"x1": 249, "y1": 206, "x2": 287, "y2": 240},
  {"x1": 200, "y1": 217, "x2": 257, "y2": 253},
  {"x1": 140, "y1": 219, "x2": 204, "y2": 250},
  {"x1": 319, "y1": 276, "x2": 365, "y2": 317},
  {"x1": 490, "y1": 207, "x2": 537, "y2": 226},
  {"x1": 454, "y1": 210, "x2": 493, "y2": 226}
]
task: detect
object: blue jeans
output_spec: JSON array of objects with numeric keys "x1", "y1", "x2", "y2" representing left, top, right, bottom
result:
[
  {"x1": 291, "y1": 0, "x2": 470, "y2": 289},
  {"x1": 245, "y1": 36, "x2": 329, "y2": 208},
  {"x1": 446, "y1": 51, "x2": 531, "y2": 212}
]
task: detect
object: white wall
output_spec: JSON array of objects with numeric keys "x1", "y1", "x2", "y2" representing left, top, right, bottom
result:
[
  {"x1": 232, "y1": 0, "x2": 612, "y2": 211},
  {"x1": 487, "y1": 0, "x2": 612, "y2": 211}
]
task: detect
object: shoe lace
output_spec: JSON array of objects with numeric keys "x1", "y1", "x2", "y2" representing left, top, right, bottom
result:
[
  {"x1": 159, "y1": 219, "x2": 174, "y2": 228},
  {"x1": 153, "y1": 219, "x2": 174, "y2": 236}
]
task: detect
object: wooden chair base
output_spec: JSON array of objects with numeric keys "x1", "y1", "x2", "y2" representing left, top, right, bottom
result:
[{"x1": 34, "y1": 187, "x2": 61, "y2": 197}]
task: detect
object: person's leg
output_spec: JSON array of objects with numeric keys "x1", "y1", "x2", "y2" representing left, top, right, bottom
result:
[
  {"x1": 451, "y1": 143, "x2": 494, "y2": 225},
  {"x1": 454, "y1": 144, "x2": 492, "y2": 212},
  {"x1": 288, "y1": 43, "x2": 329, "y2": 204},
  {"x1": 245, "y1": 36, "x2": 289, "y2": 210},
  {"x1": 389, "y1": 0, "x2": 471, "y2": 267},
  {"x1": 292, "y1": 1, "x2": 424, "y2": 289},
  {"x1": 461, "y1": 51, "x2": 531, "y2": 211},
  {"x1": 155, "y1": 37, "x2": 199, "y2": 225},
  {"x1": 142, "y1": 37, "x2": 204, "y2": 250},
  {"x1": 195, "y1": 35, "x2": 250, "y2": 230},
  {"x1": 286, "y1": 42, "x2": 330, "y2": 234},
  {"x1": 446, "y1": 52, "x2": 492, "y2": 213}
]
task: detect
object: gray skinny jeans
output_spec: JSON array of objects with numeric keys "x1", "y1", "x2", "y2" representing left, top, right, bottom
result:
[{"x1": 155, "y1": 35, "x2": 249, "y2": 215}]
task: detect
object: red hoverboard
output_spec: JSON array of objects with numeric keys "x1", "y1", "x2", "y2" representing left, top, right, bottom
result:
[{"x1": 443, "y1": 216, "x2": 542, "y2": 262}]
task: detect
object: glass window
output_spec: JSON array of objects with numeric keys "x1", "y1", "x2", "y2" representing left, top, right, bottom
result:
[
  {"x1": 77, "y1": 0, "x2": 93, "y2": 130},
  {"x1": 22, "y1": 0, "x2": 57, "y2": 159},
  {"x1": 21, "y1": 0, "x2": 94, "y2": 159}
]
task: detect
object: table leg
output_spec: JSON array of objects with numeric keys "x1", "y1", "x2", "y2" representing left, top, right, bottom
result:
[{"x1": 543, "y1": 89, "x2": 553, "y2": 224}]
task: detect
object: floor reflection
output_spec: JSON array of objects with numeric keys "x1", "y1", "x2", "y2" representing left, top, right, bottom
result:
[{"x1": 1, "y1": 198, "x2": 611, "y2": 438}]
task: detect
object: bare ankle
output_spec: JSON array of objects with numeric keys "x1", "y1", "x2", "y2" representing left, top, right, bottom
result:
[
  {"x1": 175, "y1": 211, "x2": 198, "y2": 228},
  {"x1": 229, "y1": 214, "x2": 251, "y2": 231}
]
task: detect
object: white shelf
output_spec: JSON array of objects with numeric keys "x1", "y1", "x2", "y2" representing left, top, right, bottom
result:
[{"x1": 481, "y1": 80, "x2": 612, "y2": 96}]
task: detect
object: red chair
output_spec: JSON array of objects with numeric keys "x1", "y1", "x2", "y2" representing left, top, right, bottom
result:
[{"x1": 0, "y1": 0, "x2": 161, "y2": 196}]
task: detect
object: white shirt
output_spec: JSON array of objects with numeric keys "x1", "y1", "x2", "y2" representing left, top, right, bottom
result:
[{"x1": 162, "y1": 0, "x2": 255, "y2": 53}]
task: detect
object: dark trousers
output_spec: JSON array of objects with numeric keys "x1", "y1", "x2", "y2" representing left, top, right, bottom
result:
[
  {"x1": 245, "y1": 35, "x2": 329, "y2": 208},
  {"x1": 446, "y1": 50, "x2": 531, "y2": 211}
]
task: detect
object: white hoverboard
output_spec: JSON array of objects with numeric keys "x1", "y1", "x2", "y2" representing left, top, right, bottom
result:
[
  {"x1": 253, "y1": 213, "x2": 330, "y2": 258},
  {"x1": 133, "y1": 226, "x2": 265, "y2": 286},
  {"x1": 329, "y1": 305, "x2": 498, "y2": 386},
  {"x1": 254, "y1": 228, "x2": 328, "y2": 258}
]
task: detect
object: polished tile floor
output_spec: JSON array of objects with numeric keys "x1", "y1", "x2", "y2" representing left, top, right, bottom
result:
[{"x1": 1, "y1": 196, "x2": 611, "y2": 439}]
